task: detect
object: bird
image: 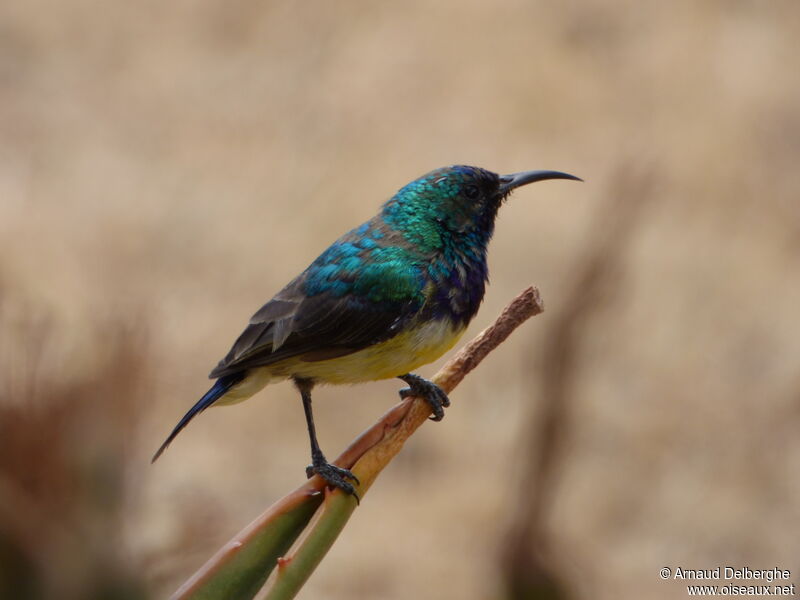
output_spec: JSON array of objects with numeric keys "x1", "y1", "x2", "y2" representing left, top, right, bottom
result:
[{"x1": 152, "y1": 165, "x2": 580, "y2": 497}]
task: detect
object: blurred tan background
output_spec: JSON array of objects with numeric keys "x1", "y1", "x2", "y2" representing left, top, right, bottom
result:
[{"x1": 1, "y1": 1, "x2": 799, "y2": 598}]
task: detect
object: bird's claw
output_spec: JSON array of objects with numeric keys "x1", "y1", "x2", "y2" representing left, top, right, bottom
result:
[
  {"x1": 306, "y1": 460, "x2": 360, "y2": 502},
  {"x1": 398, "y1": 374, "x2": 450, "y2": 421}
]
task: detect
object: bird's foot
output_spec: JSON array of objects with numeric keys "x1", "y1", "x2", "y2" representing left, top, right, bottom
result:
[
  {"x1": 398, "y1": 373, "x2": 451, "y2": 421},
  {"x1": 306, "y1": 454, "x2": 360, "y2": 502}
]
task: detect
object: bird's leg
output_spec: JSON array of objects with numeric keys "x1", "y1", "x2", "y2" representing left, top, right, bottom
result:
[
  {"x1": 294, "y1": 377, "x2": 360, "y2": 499},
  {"x1": 397, "y1": 373, "x2": 451, "y2": 421}
]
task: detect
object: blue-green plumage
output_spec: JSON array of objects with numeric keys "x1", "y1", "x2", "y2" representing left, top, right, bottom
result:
[
  {"x1": 301, "y1": 166, "x2": 502, "y2": 330},
  {"x1": 153, "y1": 164, "x2": 581, "y2": 495}
]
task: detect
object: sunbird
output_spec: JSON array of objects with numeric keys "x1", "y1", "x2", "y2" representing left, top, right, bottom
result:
[{"x1": 153, "y1": 165, "x2": 580, "y2": 496}]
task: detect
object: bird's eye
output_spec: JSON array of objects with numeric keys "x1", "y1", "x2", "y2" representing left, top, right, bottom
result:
[{"x1": 464, "y1": 184, "x2": 480, "y2": 199}]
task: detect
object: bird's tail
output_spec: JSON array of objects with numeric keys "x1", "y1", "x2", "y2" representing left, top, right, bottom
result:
[{"x1": 151, "y1": 372, "x2": 245, "y2": 463}]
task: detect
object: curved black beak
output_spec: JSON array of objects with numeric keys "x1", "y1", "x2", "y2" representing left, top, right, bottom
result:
[{"x1": 498, "y1": 170, "x2": 582, "y2": 195}]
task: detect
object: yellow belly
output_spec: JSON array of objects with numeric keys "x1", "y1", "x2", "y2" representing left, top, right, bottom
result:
[
  {"x1": 215, "y1": 319, "x2": 465, "y2": 406},
  {"x1": 277, "y1": 318, "x2": 465, "y2": 384}
]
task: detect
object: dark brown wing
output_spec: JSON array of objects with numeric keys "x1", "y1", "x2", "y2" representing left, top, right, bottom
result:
[{"x1": 208, "y1": 275, "x2": 418, "y2": 378}]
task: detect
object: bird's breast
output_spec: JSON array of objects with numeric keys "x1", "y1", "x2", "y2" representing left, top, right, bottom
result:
[{"x1": 426, "y1": 245, "x2": 489, "y2": 327}]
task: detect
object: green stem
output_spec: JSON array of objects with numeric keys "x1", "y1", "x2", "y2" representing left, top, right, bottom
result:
[
  {"x1": 263, "y1": 490, "x2": 358, "y2": 599},
  {"x1": 172, "y1": 488, "x2": 323, "y2": 600}
]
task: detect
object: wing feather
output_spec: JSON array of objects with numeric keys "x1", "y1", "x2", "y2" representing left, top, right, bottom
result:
[{"x1": 209, "y1": 269, "x2": 421, "y2": 379}]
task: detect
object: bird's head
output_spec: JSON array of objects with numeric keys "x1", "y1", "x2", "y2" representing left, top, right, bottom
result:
[{"x1": 383, "y1": 165, "x2": 581, "y2": 241}]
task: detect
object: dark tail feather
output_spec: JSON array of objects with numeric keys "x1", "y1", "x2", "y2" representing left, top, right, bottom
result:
[{"x1": 151, "y1": 372, "x2": 245, "y2": 463}]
